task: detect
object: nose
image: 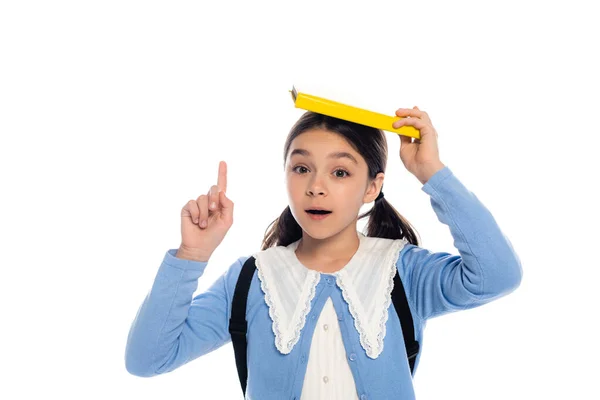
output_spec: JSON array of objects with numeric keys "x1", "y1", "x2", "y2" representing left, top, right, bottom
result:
[
  {"x1": 307, "y1": 178, "x2": 326, "y2": 197},
  {"x1": 308, "y1": 189, "x2": 325, "y2": 196}
]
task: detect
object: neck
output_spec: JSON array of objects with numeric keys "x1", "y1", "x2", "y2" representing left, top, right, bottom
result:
[{"x1": 295, "y1": 224, "x2": 360, "y2": 262}]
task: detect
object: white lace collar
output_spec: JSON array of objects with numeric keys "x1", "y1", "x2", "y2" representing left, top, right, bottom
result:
[{"x1": 252, "y1": 232, "x2": 408, "y2": 359}]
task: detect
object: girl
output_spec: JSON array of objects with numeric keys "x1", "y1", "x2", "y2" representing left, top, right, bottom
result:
[{"x1": 125, "y1": 106, "x2": 523, "y2": 400}]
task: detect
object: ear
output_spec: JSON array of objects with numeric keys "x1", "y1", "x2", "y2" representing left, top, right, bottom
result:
[{"x1": 364, "y1": 172, "x2": 385, "y2": 203}]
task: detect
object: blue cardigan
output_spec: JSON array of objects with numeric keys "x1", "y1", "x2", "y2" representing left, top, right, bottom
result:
[{"x1": 125, "y1": 166, "x2": 523, "y2": 400}]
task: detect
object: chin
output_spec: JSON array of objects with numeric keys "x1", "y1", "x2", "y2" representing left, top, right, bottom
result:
[
  {"x1": 292, "y1": 212, "x2": 333, "y2": 239},
  {"x1": 299, "y1": 229, "x2": 331, "y2": 241},
  {"x1": 300, "y1": 216, "x2": 354, "y2": 241}
]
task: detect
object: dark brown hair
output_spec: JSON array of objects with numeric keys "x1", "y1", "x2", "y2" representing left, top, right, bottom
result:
[{"x1": 260, "y1": 111, "x2": 421, "y2": 250}]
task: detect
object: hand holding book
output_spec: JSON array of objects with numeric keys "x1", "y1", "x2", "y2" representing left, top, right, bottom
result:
[{"x1": 394, "y1": 106, "x2": 445, "y2": 185}]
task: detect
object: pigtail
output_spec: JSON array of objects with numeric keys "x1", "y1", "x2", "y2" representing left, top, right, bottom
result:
[
  {"x1": 261, "y1": 206, "x2": 303, "y2": 250},
  {"x1": 360, "y1": 191, "x2": 421, "y2": 247}
]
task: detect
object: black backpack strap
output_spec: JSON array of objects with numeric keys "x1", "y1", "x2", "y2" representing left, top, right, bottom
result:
[
  {"x1": 229, "y1": 256, "x2": 421, "y2": 397},
  {"x1": 391, "y1": 268, "x2": 420, "y2": 375},
  {"x1": 228, "y1": 256, "x2": 257, "y2": 397}
]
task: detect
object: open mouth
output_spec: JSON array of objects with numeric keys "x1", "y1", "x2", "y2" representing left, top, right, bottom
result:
[
  {"x1": 306, "y1": 210, "x2": 332, "y2": 215},
  {"x1": 306, "y1": 209, "x2": 332, "y2": 220}
]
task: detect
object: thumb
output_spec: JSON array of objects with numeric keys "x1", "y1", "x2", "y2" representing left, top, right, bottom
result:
[
  {"x1": 218, "y1": 189, "x2": 234, "y2": 218},
  {"x1": 400, "y1": 133, "x2": 412, "y2": 147}
]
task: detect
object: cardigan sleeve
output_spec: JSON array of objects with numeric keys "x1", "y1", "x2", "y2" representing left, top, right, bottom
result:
[
  {"x1": 125, "y1": 249, "x2": 245, "y2": 377},
  {"x1": 398, "y1": 166, "x2": 523, "y2": 320}
]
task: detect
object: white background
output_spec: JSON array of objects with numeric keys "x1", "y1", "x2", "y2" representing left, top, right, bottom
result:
[{"x1": 1, "y1": 1, "x2": 598, "y2": 399}]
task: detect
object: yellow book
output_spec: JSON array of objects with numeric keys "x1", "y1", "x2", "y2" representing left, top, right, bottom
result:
[{"x1": 289, "y1": 85, "x2": 421, "y2": 140}]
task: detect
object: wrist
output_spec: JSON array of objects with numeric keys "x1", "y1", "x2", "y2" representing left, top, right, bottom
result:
[
  {"x1": 416, "y1": 161, "x2": 445, "y2": 185},
  {"x1": 176, "y1": 245, "x2": 212, "y2": 262}
]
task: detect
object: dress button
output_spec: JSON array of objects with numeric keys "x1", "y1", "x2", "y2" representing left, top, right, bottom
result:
[
  {"x1": 323, "y1": 324, "x2": 329, "y2": 331},
  {"x1": 348, "y1": 353, "x2": 357, "y2": 362},
  {"x1": 360, "y1": 395, "x2": 368, "y2": 400},
  {"x1": 300, "y1": 355, "x2": 306, "y2": 363},
  {"x1": 311, "y1": 314, "x2": 316, "y2": 320},
  {"x1": 325, "y1": 277, "x2": 333, "y2": 286},
  {"x1": 323, "y1": 376, "x2": 329, "y2": 383}
]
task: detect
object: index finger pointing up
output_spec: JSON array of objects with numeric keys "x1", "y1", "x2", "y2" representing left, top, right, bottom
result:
[{"x1": 217, "y1": 161, "x2": 227, "y2": 193}]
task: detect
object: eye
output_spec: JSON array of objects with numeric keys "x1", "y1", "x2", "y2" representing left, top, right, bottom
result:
[
  {"x1": 292, "y1": 165, "x2": 350, "y2": 178},
  {"x1": 292, "y1": 165, "x2": 309, "y2": 174},
  {"x1": 334, "y1": 169, "x2": 350, "y2": 178}
]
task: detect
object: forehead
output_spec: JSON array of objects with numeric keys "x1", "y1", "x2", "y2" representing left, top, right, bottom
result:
[{"x1": 287, "y1": 129, "x2": 360, "y2": 160}]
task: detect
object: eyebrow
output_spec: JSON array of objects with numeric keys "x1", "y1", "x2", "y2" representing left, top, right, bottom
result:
[{"x1": 289, "y1": 148, "x2": 358, "y2": 165}]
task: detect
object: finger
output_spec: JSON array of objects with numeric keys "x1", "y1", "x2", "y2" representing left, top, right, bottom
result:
[
  {"x1": 208, "y1": 184, "x2": 220, "y2": 211},
  {"x1": 392, "y1": 117, "x2": 429, "y2": 137},
  {"x1": 395, "y1": 107, "x2": 431, "y2": 123},
  {"x1": 217, "y1": 161, "x2": 227, "y2": 193},
  {"x1": 182, "y1": 201, "x2": 198, "y2": 224},
  {"x1": 196, "y1": 194, "x2": 209, "y2": 228},
  {"x1": 218, "y1": 189, "x2": 234, "y2": 219},
  {"x1": 184, "y1": 199, "x2": 200, "y2": 224},
  {"x1": 400, "y1": 134, "x2": 413, "y2": 146}
]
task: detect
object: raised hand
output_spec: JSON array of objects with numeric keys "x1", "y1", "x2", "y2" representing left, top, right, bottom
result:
[
  {"x1": 393, "y1": 106, "x2": 445, "y2": 185},
  {"x1": 177, "y1": 161, "x2": 234, "y2": 261}
]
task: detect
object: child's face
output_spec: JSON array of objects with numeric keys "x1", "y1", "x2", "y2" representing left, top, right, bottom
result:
[{"x1": 284, "y1": 129, "x2": 382, "y2": 238}]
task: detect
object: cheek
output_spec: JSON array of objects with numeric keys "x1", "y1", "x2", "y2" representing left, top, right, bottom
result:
[
  {"x1": 286, "y1": 180, "x2": 304, "y2": 202},
  {"x1": 286, "y1": 177, "x2": 299, "y2": 192},
  {"x1": 287, "y1": 174, "x2": 308, "y2": 190},
  {"x1": 340, "y1": 182, "x2": 363, "y2": 197}
]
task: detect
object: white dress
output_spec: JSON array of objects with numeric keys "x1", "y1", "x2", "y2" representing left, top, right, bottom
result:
[{"x1": 253, "y1": 231, "x2": 409, "y2": 400}]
